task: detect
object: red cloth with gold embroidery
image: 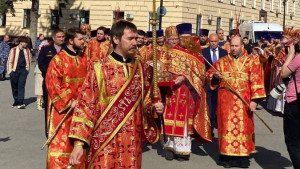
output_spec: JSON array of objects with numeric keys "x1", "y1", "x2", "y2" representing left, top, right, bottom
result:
[
  {"x1": 45, "y1": 49, "x2": 88, "y2": 169},
  {"x1": 138, "y1": 43, "x2": 168, "y2": 63},
  {"x1": 222, "y1": 41, "x2": 231, "y2": 53},
  {"x1": 164, "y1": 45, "x2": 212, "y2": 142},
  {"x1": 85, "y1": 38, "x2": 111, "y2": 65},
  {"x1": 270, "y1": 47, "x2": 286, "y2": 89},
  {"x1": 207, "y1": 53, "x2": 266, "y2": 156},
  {"x1": 69, "y1": 55, "x2": 159, "y2": 169}
]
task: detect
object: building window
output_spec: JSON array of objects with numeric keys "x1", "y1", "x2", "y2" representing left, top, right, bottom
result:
[
  {"x1": 113, "y1": 11, "x2": 124, "y2": 23},
  {"x1": 216, "y1": 17, "x2": 221, "y2": 30},
  {"x1": 51, "y1": 10, "x2": 59, "y2": 29},
  {"x1": 79, "y1": 10, "x2": 90, "y2": 27},
  {"x1": 23, "y1": 9, "x2": 30, "y2": 28},
  {"x1": 242, "y1": 0, "x2": 246, "y2": 7},
  {"x1": 285, "y1": 0, "x2": 288, "y2": 14},
  {"x1": 292, "y1": 0, "x2": 296, "y2": 15},
  {"x1": 270, "y1": 0, "x2": 274, "y2": 11},
  {"x1": 230, "y1": 0, "x2": 235, "y2": 4},
  {"x1": 196, "y1": 14, "x2": 202, "y2": 36},
  {"x1": 252, "y1": 0, "x2": 256, "y2": 8},
  {"x1": 229, "y1": 18, "x2": 234, "y2": 31},
  {"x1": 278, "y1": 0, "x2": 282, "y2": 13},
  {"x1": 261, "y1": 0, "x2": 265, "y2": 10},
  {"x1": 0, "y1": 14, "x2": 6, "y2": 27}
]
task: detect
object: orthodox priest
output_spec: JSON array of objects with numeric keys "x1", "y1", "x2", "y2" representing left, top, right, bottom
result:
[
  {"x1": 207, "y1": 36, "x2": 266, "y2": 168},
  {"x1": 139, "y1": 29, "x2": 167, "y2": 62},
  {"x1": 46, "y1": 28, "x2": 88, "y2": 169},
  {"x1": 162, "y1": 23, "x2": 212, "y2": 161},
  {"x1": 68, "y1": 20, "x2": 164, "y2": 169},
  {"x1": 85, "y1": 26, "x2": 111, "y2": 67}
]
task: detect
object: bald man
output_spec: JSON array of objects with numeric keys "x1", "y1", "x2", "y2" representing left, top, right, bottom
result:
[
  {"x1": 207, "y1": 36, "x2": 266, "y2": 168},
  {"x1": 202, "y1": 33, "x2": 227, "y2": 136}
]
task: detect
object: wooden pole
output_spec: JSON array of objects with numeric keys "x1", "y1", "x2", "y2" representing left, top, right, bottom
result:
[{"x1": 41, "y1": 107, "x2": 74, "y2": 150}]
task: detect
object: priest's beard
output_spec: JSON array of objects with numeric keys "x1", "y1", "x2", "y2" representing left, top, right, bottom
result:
[
  {"x1": 200, "y1": 41, "x2": 207, "y2": 46},
  {"x1": 73, "y1": 43, "x2": 84, "y2": 52}
]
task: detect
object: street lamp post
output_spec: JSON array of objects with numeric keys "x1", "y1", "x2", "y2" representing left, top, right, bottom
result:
[
  {"x1": 283, "y1": 0, "x2": 286, "y2": 29},
  {"x1": 159, "y1": 0, "x2": 163, "y2": 30}
]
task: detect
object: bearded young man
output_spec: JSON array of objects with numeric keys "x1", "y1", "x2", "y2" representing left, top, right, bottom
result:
[
  {"x1": 139, "y1": 30, "x2": 167, "y2": 62},
  {"x1": 85, "y1": 26, "x2": 111, "y2": 66},
  {"x1": 199, "y1": 29, "x2": 210, "y2": 49},
  {"x1": 68, "y1": 20, "x2": 164, "y2": 169},
  {"x1": 45, "y1": 28, "x2": 88, "y2": 169}
]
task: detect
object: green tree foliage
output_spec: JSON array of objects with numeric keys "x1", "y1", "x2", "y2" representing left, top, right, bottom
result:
[{"x1": 0, "y1": 0, "x2": 17, "y2": 15}]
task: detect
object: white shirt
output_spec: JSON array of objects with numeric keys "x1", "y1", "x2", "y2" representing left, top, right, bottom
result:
[{"x1": 210, "y1": 47, "x2": 219, "y2": 62}]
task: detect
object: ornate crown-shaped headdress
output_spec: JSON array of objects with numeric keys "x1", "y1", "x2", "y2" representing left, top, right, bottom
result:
[
  {"x1": 283, "y1": 27, "x2": 294, "y2": 39},
  {"x1": 165, "y1": 26, "x2": 178, "y2": 39}
]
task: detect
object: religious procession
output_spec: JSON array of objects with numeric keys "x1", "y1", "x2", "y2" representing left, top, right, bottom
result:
[{"x1": 0, "y1": 0, "x2": 300, "y2": 169}]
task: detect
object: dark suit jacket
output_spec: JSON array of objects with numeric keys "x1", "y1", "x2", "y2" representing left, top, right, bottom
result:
[
  {"x1": 202, "y1": 47, "x2": 228, "y2": 71},
  {"x1": 38, "y1": 44, "x2": 59, "y2": 78}
]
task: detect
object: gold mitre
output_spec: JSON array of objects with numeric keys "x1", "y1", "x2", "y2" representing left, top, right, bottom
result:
[
  {"x1": 80, "y1": 24, "x2": 91, "y2": 35},
  {"x1": 293, "y1": 29, "x2": 300, "y2": 41},
  {"x1": 283, "y1": 27, "x2": 294, "y2": 39},
  {"x1": 165, "y1": 26, "x2": 178, "y2": 39}
]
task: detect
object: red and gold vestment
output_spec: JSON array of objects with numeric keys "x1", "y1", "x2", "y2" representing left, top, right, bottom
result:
[
  {"x1": 46, "y1": 48, "x2": 88, "y2": 169},
  {"x1": 164, "y1": 45, "x2": 211, "y2": 142},
  {"x1": 270, "y1": 47, "x2": 286, "y2": 89},
  {"x1": 222, "y1": 41, "x2": 231, "y2": 53},
  {"x1": 69, "y1": 54, "x2": 159, "y2": 169},
  {"x1": 85, "y1": 38, "x2": 111, "y2": 65},
  {"x1": 207, "y1": 53, "x2": 266, "y2": 156},
  {"x1": 138, "y1": 43, "x2": 168, "y2": 63}
]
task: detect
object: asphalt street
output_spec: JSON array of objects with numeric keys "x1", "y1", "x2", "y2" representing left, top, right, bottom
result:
[{"x1": 0, "y1": 65, "x2": 294, "y2": 169}]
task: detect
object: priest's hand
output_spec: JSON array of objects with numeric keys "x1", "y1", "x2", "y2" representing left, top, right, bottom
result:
[
  {"x1": 69, "y1": 145, "x2": 83, "y2": 165},
  {"x1": 71, "y1": 100, "x2": 78, "y2": 109},
  {"x1": 154, "y1": 101, "x2": 164, "y2": 115},
  {"x1": 214, "y1": 72, "x2": 223, "y2": 79},
  {"x1": 174, "y1": 76, "x2": 185, "y2": 85},
  {"x1": 249, "y1": 101, "x2": 257, "y2": 112}
]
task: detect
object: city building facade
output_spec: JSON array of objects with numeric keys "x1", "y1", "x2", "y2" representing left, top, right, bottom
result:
[{"x1": 0, "y1": 0, "x2": 299, "y2": 37}]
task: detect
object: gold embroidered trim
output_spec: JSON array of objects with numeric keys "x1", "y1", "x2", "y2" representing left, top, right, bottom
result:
[
  {"x1": 58, "y1": 100, "x2": 72, "y2": 114},
  {"x1": 251, "y1": 85, "x2": 264, "y2": 90},
  {"x1": 49, "y1": 152, "x2": 70, "y2": 157},
  {"x1": 54, "y1": 55, "x2": 62, "y2": 67},
  {"x1": 72, "y1": 116, "x2": 94, "y2": 129},
  {"x1": 251, "y1": 95, "x2": 266, "y2": 100},
  {"x1": 220, "y1": 150, "x2": 257, "y2": 156},
  {"x1": 94, "y1": 61, "x2": 109, "y2": 105},
  {"x1": 63, "y1": 77, "x2": 85, "y2": 83},
  {"x1": 218, "y1": 134, "x2": 253, "y2": 141},
  {"x1": 52, "y1": 89, "x2": 71, "y2": 103},
  {"x1": 94, "y1": 61, "x2": 138, "y2": 128},
  {"x1": 69, "y1": 134, "x2": 90, "y2": 146}
]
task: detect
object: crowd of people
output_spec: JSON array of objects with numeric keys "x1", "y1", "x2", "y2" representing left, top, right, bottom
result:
[{"x1": 0, "y1": 20, "x2": 299, "y2": 169}]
